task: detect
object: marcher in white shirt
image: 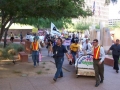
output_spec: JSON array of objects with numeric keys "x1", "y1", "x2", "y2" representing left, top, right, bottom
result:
[
  {"x1": 81, "y1": 35, "x2": 88, "y2": 45},
  {"x1": 82, "y1": 39, "x2": 92, "y2": 52},
  {"x1": 87, "y1": 39, "x2": 105, "y2": 87},
  {"x1": 26, "y1": 33, "x2": 30, "y2": 41}
]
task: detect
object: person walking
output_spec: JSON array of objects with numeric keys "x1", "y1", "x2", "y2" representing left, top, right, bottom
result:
[
  {"x1": 82, "y1": 39, "x2": 92, "y2": 52},
  {"x1": 47, "y1": 37, "x2": 53, "y2": 56},
  {"x1": 89, "y1": 39, "x2": 105, "y2": 87},
  {"x1": 10, "y1": 32, "x2": 14, "y2": 43},
  {"x1": 71, "y1": 34, "x2": 79, "y2": 43},
  {"x1": 52, "y1": 38, "x2": 70, "y2": 81},
  {"x1": 107, "y1": 39, "x2": 120, "y2": 73},
  {"x1": 20, "y1": 32, "x2": 23, "y2": 42},
  {"x1": 31, "y1": 37, "x2": 41, "y2": 67},
  {"x1": 69, "y1": 40, "x2": 80, "y2": 65}
]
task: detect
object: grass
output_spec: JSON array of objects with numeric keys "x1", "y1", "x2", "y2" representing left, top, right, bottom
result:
[
  {"x1": 42, "y1": 66, "x2": 45, "y2": 68},
  {"x1": 36, "y1": 71, "x2": 42, "y2": 74},
  {"x1": 13, "y1": 70, "x2": 22, "y2": 74},
  {"x1": 42, "y1": 62, "x2": 46, "y2": 65},
  {"x1": 45, "y1": 68, "x2": 50, "y2": 71}
]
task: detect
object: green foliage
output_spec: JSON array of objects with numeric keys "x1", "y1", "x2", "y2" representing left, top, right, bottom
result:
[
  {"x1": 74, "y1": 22, "x2": 92, "y2": 31},
  {"x1": 0, "y1": 0, "x2": 92, "y2": 43},
  {"x1": 42, "y1": 62, "x2": 46, "y2": 65},
  {"x1": 105, "y1": 0, "x2": 117, "y2": 5},
  {"x1": 16, "y1": 18, "x2": 73, "y2": 29},
  {"x1": 46, "y1": 68, "x2": 50, "y2": 71},
  {"x1": 36, "y1": 71, "x2": 42, "y2": 74},
  {"x1": 95, "y1": 24, "x2": 100, "y2": 29},
  {"x1": 0, "y1": 48, "x2": 3, "y2": 57},
  {"x1": 0, "y1": 43, "x2": 24, "y2": 59},
  {"x1": 6, "y1": 43, "x2": 24, "y2": 52}
]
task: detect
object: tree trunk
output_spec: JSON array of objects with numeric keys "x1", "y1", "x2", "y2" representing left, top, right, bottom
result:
[
  {"x1": 0, "y1": 26, "x2": 5, "y2": 42},
  {"x1": 4, "y1": 29, "x2": 8, "y2": 48},
  {"x1": 3, "y1": 19, "x2": 13, "y2": 48}
]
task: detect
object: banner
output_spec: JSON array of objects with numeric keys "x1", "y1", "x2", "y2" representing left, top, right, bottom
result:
[
  {"x1": 63, "y1": 40, "x2": 71, "y2": 46},
  {"x1": 75, "y1": 55, "x2": 93, "y2": 69},
  {"x1": 32, "y1": 28, "x2": 38, "y2": 33},
  {"x1": 51, "y1": 22, "x2": 61, "y2": 36}
]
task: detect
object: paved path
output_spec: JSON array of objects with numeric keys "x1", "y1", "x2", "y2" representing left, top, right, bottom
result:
[{"x1": 0, "y1": 48, "x2": 120, "y2": 90}]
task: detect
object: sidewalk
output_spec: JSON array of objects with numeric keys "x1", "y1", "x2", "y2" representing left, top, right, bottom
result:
[{"x1": 0, "y1": 48, "x2": 120, "y2": 90}]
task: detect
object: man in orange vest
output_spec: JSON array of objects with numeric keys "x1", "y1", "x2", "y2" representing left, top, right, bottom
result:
[
  {"x1": 31, "y1": 37, "x2": 41, "y2": 67},
  {"x1": 92, "y1": 39, "x2": 105, "y2": 87}
]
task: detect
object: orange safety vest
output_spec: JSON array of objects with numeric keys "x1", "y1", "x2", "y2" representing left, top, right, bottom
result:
[
  {"x1": 32, "y1": 42, "x2": 39, "y2": 51},
  {"x1": 93, "y1": 46, "x2": 100, "y2": 59}
]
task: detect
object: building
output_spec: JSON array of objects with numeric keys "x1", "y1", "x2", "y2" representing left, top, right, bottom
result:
[
  {"x1": 72, "y1": 0, "x2": 109, "y2": 26},
  {"x1": 108, "y1": 19, "x2": 120, "y2": 26}
]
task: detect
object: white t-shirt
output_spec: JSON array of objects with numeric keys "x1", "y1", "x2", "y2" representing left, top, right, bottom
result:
[
  {"x1": 26, "y1": 35, "x2": 30, "y2": 40},
  {"x1": 29, "y1": 35, "x2": 34, "y2": 42},
  {"x1": 82, "y1": 42, "x2": 92, "y2": 51},
  {"x1": 82, "y1": 38, "x2": 88, "y2": 44}
]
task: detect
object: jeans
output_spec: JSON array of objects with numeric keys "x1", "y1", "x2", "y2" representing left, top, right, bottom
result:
[
  {"x1": 32, "y1": 51, "x2": 39, "y2": 66},
  {"x1": 113, "y1": 55, "x2": 119, "y2": 70},
  {"x1": 54, "y1": 57, "x2": 64, "y2": 79},
  {"x1": 71, "y1": 51, "x2": 77, "y2": 63}
]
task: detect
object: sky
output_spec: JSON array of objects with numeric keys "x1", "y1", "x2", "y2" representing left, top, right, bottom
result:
[{"x1": 109, "y1": 1, "x2": 120, "y2": 19}]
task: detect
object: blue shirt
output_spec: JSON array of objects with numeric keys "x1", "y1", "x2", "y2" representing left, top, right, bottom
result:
[
  {"x1": 110, "y1": 44, "x2": 120, "y2": 55},
  {"x1": 53, "y1": 45, "x2": 67, "y2": 57}
]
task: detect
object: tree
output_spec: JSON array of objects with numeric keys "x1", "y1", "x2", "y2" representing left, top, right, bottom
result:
[
  {"x1": 74, "y1": 22, "x2": 92, "y2": 32},
  {"x1": 16, "y1": 17, "x2": 72, "y2": 29},
  {"x1": 105, "y1": 0, "x2": 117, "y2": 5},
  {"x1": 0, "y1": 0, "x2": 92, "y2": 47}
]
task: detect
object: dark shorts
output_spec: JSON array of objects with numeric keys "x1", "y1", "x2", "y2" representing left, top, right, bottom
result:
[{"x1": 10, "y1": 37, "x2": 14, "y2": 40}]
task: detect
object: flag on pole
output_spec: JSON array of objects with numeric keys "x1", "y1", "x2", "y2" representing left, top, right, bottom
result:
[
  {"x1": 98, "y1": 6, "x2": 100, "y2": 16},
  {"x1": 93, "y1": 1, "x2": 95, "y2": 15},
  {"x1": 51, "y1": 22, "x2": 61, "y2": 36}
]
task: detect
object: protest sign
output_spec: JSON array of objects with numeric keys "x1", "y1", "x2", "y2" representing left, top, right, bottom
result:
[
  {"x1": 76, "y1": 55, "x2": 93, "y2": 69},
  {"x1": 63, "y1": 40, "x2": 71, "y2": 46}
]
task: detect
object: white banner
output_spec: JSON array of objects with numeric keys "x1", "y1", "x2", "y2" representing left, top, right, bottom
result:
[
  {"x1": 75, "y1": 55, "x2": 93, "y2": 69},
  {"x1": 51, "y1": 22, "x2": 61, "y2": 36}
]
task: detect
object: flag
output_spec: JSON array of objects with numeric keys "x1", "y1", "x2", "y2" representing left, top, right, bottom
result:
[
  {"x1": 93, "y1": 1, "x2": 95, "y2": 15},
  {"x1": 51, "y1": 22, "x2": 61, "y2": 36},
  {"x1": 98, "y1": 6, "x2": 100, "y2": 16}
]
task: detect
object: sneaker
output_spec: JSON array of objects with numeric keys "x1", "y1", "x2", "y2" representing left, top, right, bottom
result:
[
  {"x1": 100, "y1": 80, "x2": 103, "y2": 83},
  {"x1": 95, "y1": 83, "x2": 99, "y2": 87},
  {"x1": 69, "y1": 61, "x2": 72, "y2": 65},
  {"x1": 53, "y1": 78, "x2": 57, "y2": 82},
  {"x1": 58, "y1": 76, "x2": 63, "y2": 78},
  {"x1": 116, "y1": 70, "x2": 119, "y2": 73}
]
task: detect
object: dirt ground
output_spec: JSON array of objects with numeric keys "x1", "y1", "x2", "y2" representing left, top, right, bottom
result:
[{"x1": 0, "y1": 60, "x2": 67, "y2": 78}]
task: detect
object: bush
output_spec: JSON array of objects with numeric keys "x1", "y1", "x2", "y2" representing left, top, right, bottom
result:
[
  {"x1": 0, "y1": 49, "x2": 3, "y2": 57},
  {"x1": 0, "y1": 43, "x2": 24, "y2": 59},
  {"x1": 6, "y1": 43, "x2": 24, "y2": 52},
  {"x1": 0, "y1": 44, "x2": 3, "y2": 48},
  {"x1": 8, "y1": 49, "x2": 16, "y2": 55}
]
